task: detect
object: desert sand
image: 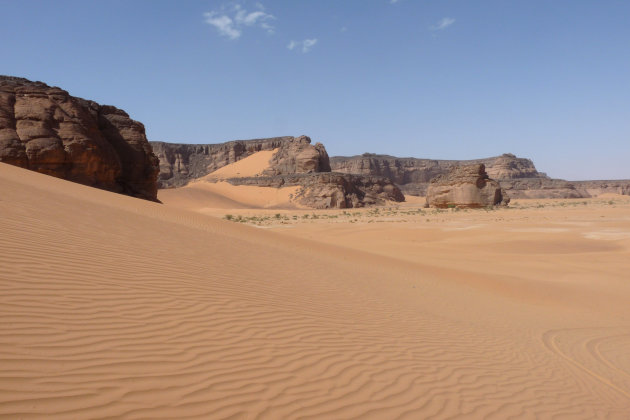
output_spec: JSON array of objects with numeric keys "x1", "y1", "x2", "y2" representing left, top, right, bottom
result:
[
  {"x1": 2, "y1": 159, "x2": 630, "y2": 419},
  {"x1": 159, "y1": 148, "x2": 301, "y2": 211}
]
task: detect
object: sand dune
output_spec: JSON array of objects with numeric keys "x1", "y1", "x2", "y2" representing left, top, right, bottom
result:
[
  {"x1": 159, "y1": 150, "x2": 300, "y2": 211},
  {"x1": 203, "y1": 149, "x2": 278, "y2": 180},
  {"x1": 2, "y1": 162, "x2": 630, "y2": 419},
  {"x1": 159, "y1": 181, "x2": 300, "y2": 211}
]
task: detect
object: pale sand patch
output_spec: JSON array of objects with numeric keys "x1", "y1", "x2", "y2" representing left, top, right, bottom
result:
[
  {"x1": 583, "y1": 229, "x2": 630, "y2": 240},
  {"x1": 2, "y1": 162, "x2": 630, "y2": 418}
]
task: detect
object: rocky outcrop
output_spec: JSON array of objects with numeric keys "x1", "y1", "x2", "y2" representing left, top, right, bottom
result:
[
  {"x1": 262, "y1": 135, "x2": 331, "y2": 175},
  {"x1": 152, "y1": 136, "x2": 401, "y2": 208},
  {"x1": 330, "y1": 152, "x2": 544, "y2": 182},
  {"x1": 330, "y1": 153, "x2": 546, "y2": 197},
  {"x1": 426, "y1": 164, "x2": 509, "y2": 208},
  {"x1": 226, "y1": 173, "x2": 404, "y2": 209},
  {"x1": 0, "y1": 76, "x2": 159, "y2": 200},
  {"x1": 331, "y1": 152, "x2": 630, "y2": 199},
  {"x1": 571, "y1": 180, "x2": 630, "y2": 197},
  {"x1": 151, "y1": 135, "x2": 330, "y2": 188}
]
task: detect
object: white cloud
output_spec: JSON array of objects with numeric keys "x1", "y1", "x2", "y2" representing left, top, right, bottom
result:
[
  {"x1": 390, "y1": 0, "x2": 400, "y2": 3},
  {"x1": 287, "y1": 38, "x2": 318, "y2": 53},
  {"x1": 302, "y1": 38, "x2": 317, "y2": 53},
  {"x1": 431, "y1": 17, "x2": 455, "y2": 31},
  {"x1": 340, "y1": 26, "x2": 348, "y2": 32},
  {"x1": 204, "y1": 12, "x2": 241, "y2": 40},
  {"x1": 204, "y1": 3, "x2": 275, "y2": 40}
]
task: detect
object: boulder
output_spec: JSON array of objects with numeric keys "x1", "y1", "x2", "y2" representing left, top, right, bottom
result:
[
  {"x1": 426, "y1": 164, "x2": 509, "y2": 208},
  {"x1": 0, "y1": 76, "x2": 159, "y2": 201}
]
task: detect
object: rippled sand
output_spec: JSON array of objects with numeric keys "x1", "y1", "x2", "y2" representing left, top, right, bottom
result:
[{"x1": 2, "y1": 162, "x2": 630, "y2": 419}]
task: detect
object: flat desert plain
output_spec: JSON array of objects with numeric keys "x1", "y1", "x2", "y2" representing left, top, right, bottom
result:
[{"x1": 2, "y1": 161, "x2": 630, "y2": 419}]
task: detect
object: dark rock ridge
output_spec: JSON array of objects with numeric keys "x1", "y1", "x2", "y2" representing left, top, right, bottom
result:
[
  {"x1": 226, "y1": 173, "x2": 404, "y2": 209},
  {"x1": 151, "y1": 135, "x2": 330, "y2": 188},
  {"x1": 0, "y1": 76, "x2": 159, "y2": 200},
  {"x1": 426, "y1": 164, "x2": 509, "y2": 208},
  {"x1": 331, "y1": 153, "x2": 630, "y2": 198}
]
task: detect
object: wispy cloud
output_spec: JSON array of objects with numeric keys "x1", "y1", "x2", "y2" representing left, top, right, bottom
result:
[
  {"x1": 390, "y1": 0, "x2": 401, "y2": 4},
  {"x1": 431, "y1": 17, "x2": 455, "y2": 31},
  {"x1": 287, "y1": 38, "x2": 318, "y2": 53},
  {"x1": 204, "y1": 3, "x2": 275, "y2": 40}
]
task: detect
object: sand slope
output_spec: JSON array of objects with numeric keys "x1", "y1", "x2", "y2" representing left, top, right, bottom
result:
[
  {"x1": 1, "y1": 162, "x2": 630, "y2": 419},
  {"x1": 159, "y1": 150, "x2": 300, "y2": 211},
  {"x1": 203, "y1": 149, "x2": 278, "y2": 180}
]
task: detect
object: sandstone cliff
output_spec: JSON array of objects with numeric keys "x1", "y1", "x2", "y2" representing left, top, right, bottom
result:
[
  {"x1": 426, "y1": 164, "x2": 509, "y2": 208},
  {"x1": 0, "y1": 76, "x2": 159, "y2": 200},
  {"x1": 330, "y1": 153, "x2": 546, "y2": 196},
  {"x1": 331, "y1": 153, "x2": 630, "y2": 198},
  {"x1": 152, "y1": 137, "x2": 403, "y2": 208},
  {"x1": 151, "y1": 135, "x2": 330, "y2": 188}
]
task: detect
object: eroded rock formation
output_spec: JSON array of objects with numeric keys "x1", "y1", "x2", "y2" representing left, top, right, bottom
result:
[
  {"x1": 152, "y1": 136, "x2": 404, "y2": 208},
  {"x1": 330, "y1": 153, "x2": 547, "y2": 196},
  {"x1": 227, "y1": 173, "x2": 404, "y2": 209},
  {"x1": 331, "y1": 152, "x2": 630, "y2": 198},
  {"x1": 0, "y1": 76, "x2": 159, "y2": 200},
  {"x1": 426, "y1": 164, "x2": 509, "y2": 208},
  {"x1": 151, "y1": 135, "x2": 330, "y2": 188}
]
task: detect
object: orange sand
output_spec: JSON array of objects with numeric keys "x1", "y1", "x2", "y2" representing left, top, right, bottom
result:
[
  {"x1": 203, "y1": 149, "x2": 278, "y2": 180},
  {"x1": 2, "y1": 161, "x2": 630, "y2": 419}
]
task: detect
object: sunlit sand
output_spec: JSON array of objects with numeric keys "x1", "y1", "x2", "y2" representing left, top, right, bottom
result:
[{"x1": 2, "y1": 160, "x2": 630, "y2": 418}]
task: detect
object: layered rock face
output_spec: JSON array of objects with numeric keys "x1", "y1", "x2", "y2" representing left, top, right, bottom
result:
[
  {"x1": 151, "y1": 135, "x2": 330, "y2": 188},
  {"x1": 426, "y1": 164, "x2": 509, "y2": 208},
  {"x1": 572, "y1": 180, "x2": 630, "y2": 197},
  {"x1": 152, "y1": 136, "x2": 404, "y2": 208},
  {"x1": 330, "y1": 153, "x2": 546, "y2": 196},
  {"x1": 262, "y1": 136, "x2": 331, "y2": 176},
  {"x1": 228, "y1": 173, "x2": 404, "y2": 209},
  {"x1": 331, "y1": 152, "x2": 630, "y2": 198},
  {"x1": 0, "y1": 76, "x2": 159, "y2": 200}
]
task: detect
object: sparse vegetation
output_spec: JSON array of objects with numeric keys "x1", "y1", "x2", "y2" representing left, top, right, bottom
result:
[{"x1": 219, "y1": 197, "x2": 628, "y2": 226}]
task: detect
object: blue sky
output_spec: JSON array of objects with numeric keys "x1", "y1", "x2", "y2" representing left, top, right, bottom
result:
[{"x1": 2, "y1": 0, "x2": 629, "y2": 180}]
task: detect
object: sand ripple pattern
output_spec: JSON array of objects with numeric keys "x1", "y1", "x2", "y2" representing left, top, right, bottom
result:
[{"x1": 1, "y1": 165, "x2": 629, "y2": 419}]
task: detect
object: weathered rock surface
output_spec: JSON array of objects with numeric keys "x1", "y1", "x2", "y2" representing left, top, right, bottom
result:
[
  {"x1": 572, "y1": 180, "x2": 630, "y2": 197},
  {"x1": 330, "y1": 153, "x2": 546, "y2": 197},
  {"x1": 226, "y1": 173, "x2": 404, "y2": 209},
  {"x1": 152, "y1": 136, "x2": 401, "y2": 208},
  {"x1": 262, "y1": 135, "x2": 331, "y2": 176},
  {"x1": 151, "y1": 135, "x2": 330, "y2": 188},
  {"x1": 0, "y1": 76, "x2": 159, "y2": 200},
  {"x1": 426, "y1": 164, "x2": 509, "y2": 208},
  {"x1": 331, "y1": 153, "x2": 630, "y2": 199}
]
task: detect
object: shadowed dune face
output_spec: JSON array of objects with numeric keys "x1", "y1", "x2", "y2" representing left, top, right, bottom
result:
[{"x1": 2, "y1": 162, "x2": 630, "y2": 418}]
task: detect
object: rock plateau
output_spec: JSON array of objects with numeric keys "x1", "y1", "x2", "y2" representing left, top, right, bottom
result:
[
  {"x1": 0, "y1": 76, "x2": 159, "y2": 200},
  {"x1": 331, "y1": 153, "x2": 630, "y2": 199}
]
